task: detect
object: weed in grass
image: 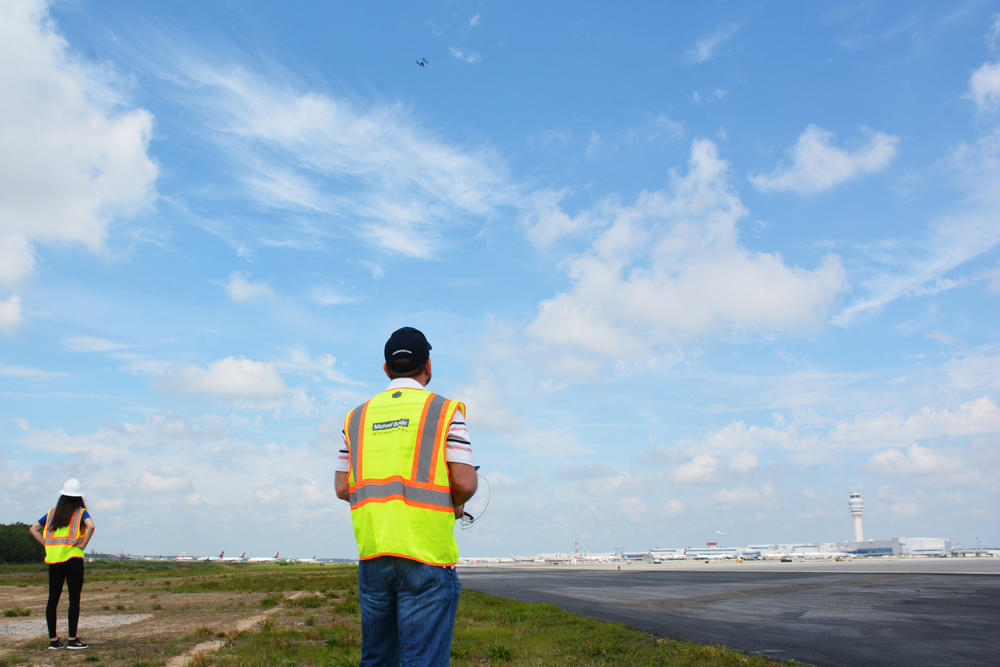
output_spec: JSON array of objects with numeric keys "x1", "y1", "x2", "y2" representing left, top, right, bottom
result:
[
  {"x1": 288, "y1": 594, "x2": 324, "y2": 608},
  {"x1": 486, "y1": 644, "x2": 514, "y2": 661},
  {"x1": 0, "y1": 654, "x2": 26, "y2": 666},
  {"x1": 334, "y1": 598, "x2": 359, "y2": 614},
  {"x1": 152, "y1": 603, "x2": 163, "y2": 610},
  {"x1": 305, "y1": 614, "x2": 316, "y2": 626},
  {"x1": 2, "y1": 606, "x2": 30, "y2": 617},
  {"x1": 83, "y1": 655, "x2": 100, "y2": 663},
  {"x1": 194, "y1": 626, "x2": 216, "y2": 640},
  {"x1": 260, "y1": 596, "x2": 278, "y2": 609},
  {"x1": 116, "y1": 603, "x2": 126, "y2": 610}
]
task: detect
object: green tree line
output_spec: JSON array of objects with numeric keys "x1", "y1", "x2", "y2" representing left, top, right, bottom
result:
[{"x1": 0, "y1": 522, "x2": 44, "y2": 564}]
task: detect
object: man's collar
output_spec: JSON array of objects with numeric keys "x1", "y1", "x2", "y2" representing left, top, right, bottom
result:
[{"x1": 386, "y1": 377, "x2": 424, "y2": 390}]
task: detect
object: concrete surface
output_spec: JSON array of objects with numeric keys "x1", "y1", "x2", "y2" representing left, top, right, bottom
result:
[{"x1": 459, "y1": 561, "x2": 1000, "y2": 666}]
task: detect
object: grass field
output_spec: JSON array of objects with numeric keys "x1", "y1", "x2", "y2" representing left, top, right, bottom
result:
[{"x1": 0, "y1": 561, "x2": 787, "y2": 666}]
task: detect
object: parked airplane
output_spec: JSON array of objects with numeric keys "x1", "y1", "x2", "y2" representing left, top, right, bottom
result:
[
  {"x1": 222, "y1": 552, "x2": 247, "y2": 562},
  {"x1": 199, "y1": 551, "x2": 225, "y2": 562},
  {"x1": 247, "y1": 552, "x2": 279, "y2": 562},
  {"x1": 296, "y1": 555, "x2": 319, "y2": 563}
]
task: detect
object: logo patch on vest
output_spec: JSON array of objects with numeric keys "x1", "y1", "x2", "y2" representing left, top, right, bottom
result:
[
  {"x1": 392, "y1": 391, "x2": 402, "y2": 398},
  {"x1": 372, "y1": 418, "x2": 409, "y2": 432}
]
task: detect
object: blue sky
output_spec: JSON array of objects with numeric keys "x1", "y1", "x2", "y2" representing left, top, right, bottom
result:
[{"x1": 2, "y1": 0, "x2": 999, "y2": 559}]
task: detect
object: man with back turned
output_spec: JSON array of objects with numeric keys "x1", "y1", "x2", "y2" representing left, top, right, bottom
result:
[{"x1": 335, "y1": 326, "x2": 477, "y2": 666}]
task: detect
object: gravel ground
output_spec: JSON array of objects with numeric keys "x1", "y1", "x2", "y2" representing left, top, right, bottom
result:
[{"x1": 0, "y1": 613, "x2": 152, "y2": 640}]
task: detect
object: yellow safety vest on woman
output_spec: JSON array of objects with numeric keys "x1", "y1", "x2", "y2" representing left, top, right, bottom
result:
[
  {"x1": 344, "y1": 387, "x2": 465, "y2": 566},
  {"x1": 42, "y1": 507, "x2": 87, "y2": 564}
]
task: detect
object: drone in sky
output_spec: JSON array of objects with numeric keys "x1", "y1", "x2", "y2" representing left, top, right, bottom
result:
[{"x1": 416, "y1": 58, "x2": 428, "y2": 68}]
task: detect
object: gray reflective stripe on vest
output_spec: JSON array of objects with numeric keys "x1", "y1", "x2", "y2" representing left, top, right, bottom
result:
[
  {"x1": 346, "y1": 402, "x2": 366, "y2": 478},
  {"x1": 349, "y1": 479, "x2": 453, "y2": 509},
  {"x1": 414, "y1": 394, "x2": 448, "y2": 483}
]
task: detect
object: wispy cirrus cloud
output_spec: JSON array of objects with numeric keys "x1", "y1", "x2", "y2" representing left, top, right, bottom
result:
[
  {"x1": 834, "y1": 126, "x2": 1000, "y2": 325},
  {"x1": 449, "y1": 46, "x2": 481, "y2": 63},
  {"x1": 152, "y1": 52, "x2": 510, "y2": 260},
  {"x1": 685, "y1": 24, "x2": 739, "y2": 63},
  {"x1": 0, "y1": 365, "x2": 67, "y2": 380}
]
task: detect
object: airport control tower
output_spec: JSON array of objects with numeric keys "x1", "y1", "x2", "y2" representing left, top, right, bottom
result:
[{"x1": 849, "y1": 492, "x2": 864, "y2": 542}]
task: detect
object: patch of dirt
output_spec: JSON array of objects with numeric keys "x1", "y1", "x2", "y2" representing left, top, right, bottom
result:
[{"x1": 0, "y1": 580, "x2": 296, "y2": 665}]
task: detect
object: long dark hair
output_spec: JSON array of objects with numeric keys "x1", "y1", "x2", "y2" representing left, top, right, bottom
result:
[{"x1": 50, "y1": 495, "x2": 86, "y2": 530}]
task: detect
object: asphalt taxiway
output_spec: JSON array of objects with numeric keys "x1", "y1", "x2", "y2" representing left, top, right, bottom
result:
[{"x1": 459, "y1": 560, "x2": 1000, "y2": 666}]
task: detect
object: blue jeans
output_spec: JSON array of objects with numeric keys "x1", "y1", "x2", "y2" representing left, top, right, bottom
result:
[{"x1": 358, "y1": 556, "x2": 461, "y2": 666}]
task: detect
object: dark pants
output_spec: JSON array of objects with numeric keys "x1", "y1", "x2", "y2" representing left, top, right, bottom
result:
[
  {"x1": 47, "y1": 557, "x2": 84, "y2": 639},
  {"x1": 358, "y1": 556, "x2": 461, "y2": 666}
]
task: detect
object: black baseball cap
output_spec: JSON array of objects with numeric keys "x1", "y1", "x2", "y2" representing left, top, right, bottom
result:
[{"x1": 384, "y1": 327, "x2": 432, "y2": 372}]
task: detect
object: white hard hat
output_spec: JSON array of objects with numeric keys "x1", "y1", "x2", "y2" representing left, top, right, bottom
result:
[{"x1": 59, "y1": 478, "x2": 83, "y2": 497}]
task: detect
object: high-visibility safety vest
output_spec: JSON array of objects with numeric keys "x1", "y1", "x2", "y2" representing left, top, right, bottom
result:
[
  {"x1": 344, "y1": 387, "x2": 465, "y2": 566},
  {"x1": 43, "y1": 507, "x2": 87, "y2": 564}
]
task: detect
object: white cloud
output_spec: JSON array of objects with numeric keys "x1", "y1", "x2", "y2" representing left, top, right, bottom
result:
[
  {"x1": 731, "y1": 451, "x2": 758, "y2": 471},
  {"x1": 225, "y1": 271, "x2": 274, "y2": 302},
  {"x1": 469, "y1": 13, "x2": 481, "y2": 27},
  {"x1": 585, "y1": 131, "x2": 605, "y2": 158},
  {"x1": 624, "y1": 114, "x2": 685, "y2": 146},
  {"x1": 275, "y1": 348, "x2": 358, "y2": 385},
  {"x1": 529, "y1": 139, "x2": 847, "y2": 358},
  {"x1": 0, "y1": 0, "x2": 157, "y2": 248},
  {"x1": 449, "y1": 46, "x2": 481, "y2": 63},
  {"x1": 711, "y1": 484, "x2": 775, "y2": 505},
  {"x1": 255, "y1": 489, "x2": 280, "y2": 503},
  {"x1": 868, "y1": 443, "x2": 962, "y2": 477},
  {"x1": 925, "y1": 330, "x2": 962, "y2": 345},
  {"x1": 686, "y1": 24, "x2": 739, "y2": 63},
  {"x1": 672, "y1": 454, "x2": 718, "y2": 484},
  {"x1": 944, "y1": 354, "x2": 1000, "y2": 392},
  {"x1": 62, "y1": 336, "x2": 134, "y2": 353},
  {"x1": 969, "y1": 62, "x2": 1000, "y2": 113},
  {"x1": 520, "y1": 189, "x2": 598, "y2": 248},
  {"x1": 0, "y1": 294, "x2": 23, "y2": 333},
  {"x1": 832, "y1": 395, "x2": 1000, "y2": 446},
  {"x1": 0, "y1": 365, "x2": 66, "y2": 380},
  {"x1": 164, "y1": 357, "x2": 287, "y2": 399},
  {"x1": 140, "y1": 470, "x2": 191, "y2": 493},
  {"x1": 0, "y1": 236, "x2": 34, "y2": 286},
  {"x1": 692, "y1": 88, "x2": 728, "y2": 103},
  {"x1": 309, "y1": 287, "x2": 356, "y2": 306},
  {"x1": 886, "y1": 501, "x2": 921, "y2": 518},
  {"x1": 750, "y1": 125, "x2": 899, "y2": 194}
]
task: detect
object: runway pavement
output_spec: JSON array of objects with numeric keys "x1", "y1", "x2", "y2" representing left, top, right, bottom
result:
[{"x1": 459, "y1": 560, "x2": 1000, "y2": 666}]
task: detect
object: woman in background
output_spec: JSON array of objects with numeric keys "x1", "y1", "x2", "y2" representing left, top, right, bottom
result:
[{"x1": 29, "y1": 478, "x2": 95, "y2": 650}]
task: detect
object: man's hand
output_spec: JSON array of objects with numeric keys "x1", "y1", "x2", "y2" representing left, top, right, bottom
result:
[{"x1": 454, "y1": 504, "x2": 465, "y2": 519}]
